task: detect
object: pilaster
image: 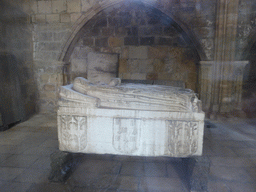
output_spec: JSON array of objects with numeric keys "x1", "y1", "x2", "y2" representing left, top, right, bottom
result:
[
  {"x1": 204, "y1": 0, "x2": 248, "y2": 118},
  {"x1": 199, "y1": 61, "x2": 214, "y2": 112}
]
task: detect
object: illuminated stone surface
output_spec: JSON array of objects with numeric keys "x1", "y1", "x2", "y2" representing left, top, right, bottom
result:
[{"x1": 57, "y1": 77, "x2": 205, "y2": 157}]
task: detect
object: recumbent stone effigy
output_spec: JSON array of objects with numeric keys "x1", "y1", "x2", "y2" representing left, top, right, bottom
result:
[{"x1": 57, "y1": 77, "x2": 205, "y2": 157}]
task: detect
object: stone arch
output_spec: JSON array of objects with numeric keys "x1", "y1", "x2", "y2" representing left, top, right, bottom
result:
[{"x1": 58, "y1": 0, "x2": 207, "y2": 62}]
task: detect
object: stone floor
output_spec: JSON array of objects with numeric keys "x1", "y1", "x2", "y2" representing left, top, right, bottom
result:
[{"x1": 0, "y1": 114, "x2": 256, "y2": 192}]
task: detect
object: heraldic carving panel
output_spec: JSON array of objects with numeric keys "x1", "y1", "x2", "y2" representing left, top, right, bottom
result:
[
  {"x1": 113, "y1": 118, "x2": 140, "y2": 154},
  {"x1": 59, "y1": 115, "x2": 87, "y2": 151},
  {"x1": 167, "y1": 120, "x2": 199, "y2": 156}
]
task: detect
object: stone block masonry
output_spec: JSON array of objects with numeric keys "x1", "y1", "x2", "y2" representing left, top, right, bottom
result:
[
  {"x1": 7, "y1": 0, "x2": 217, "y2": 113},
  {"x1": 69, "y1": 2, "x2": 201, "y2": 95},
  {"x1": 32, "y1": 22, "x2": 71, "y2": 112}
]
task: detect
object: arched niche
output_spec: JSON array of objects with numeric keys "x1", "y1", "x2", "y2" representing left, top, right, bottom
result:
[{"x1": 59, "y1": 0, "x2": 206, "y2": 92}]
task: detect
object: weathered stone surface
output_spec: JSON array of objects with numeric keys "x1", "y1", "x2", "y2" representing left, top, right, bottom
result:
[
  {"x1": 36, "y1": 15, "x2": 46, "y2": 23},
  {"x1": 130, "y1": 73, "x2": 146, "y2": 80},
  {"x1": 127, "y1": 27, "x2": 138, "y2": 36},
  {"x1": 124, "y1": 37, "x2": 139, "y2": 46},
  {"x1": 127, "y1": 59, "x2": 153, "y2": 73},
  {"x1": 158, "y1": 37, "x2": 173, "y2": 46},
  {"x1": 71, "y1": 13, "x2": 82, "y2": 23},
  {"x1": 108, "y1": 37, "x2": 123, "y2": 47},
  {"x1": 100, "y1": 47, "x2": 113, "y2": 53},
  {"x1": 163, "y1": 26, "x2": 179, "y2": 36},
  {"x1": 30, "y1": 1, "x2": 38, "y2": 14},
  {"x1": 122, "y1": 73, "x2": 131, "y2": 79},
  {"x1": 128, "y1": 46, "x2": 148, "y2": 59},
  {"x1": 53, "y1": 31, "x2": 69, "y2": 41},
  {"x1": 43, "y1": 84, "x2": 55, "y2": 91},
  {"x1": 115, "y1": 27, "x2": 128, "y2": 36},
  {"x1": 81, "y1": 0, "x2": 92, "y2": 12},
  {"x1": 40, "y1": 91, "x2": 57, "y2": 100},
  {"x1": 57, "y1": 77, "x2": 205, "y2": 157},
  {"x1": 139, "y1": 26, "x2": 162, "y2": 36},
  {"x1": 95, "y1": 38, "x2": 108, "y2": 47},
  {"x1": 148, "y1": 47, "x2": 169, "y2": 59},
  {"x1": 71, "y1": 46, "x2": 92, "y2": 59},
  {"x1": 118, "y1": 59, "x2": 128, "y2": 73},
  {"x1": 38, "y1": 1, "x2": 52, "y2": 14},
  {"x1": 194, "y1": 27, "x2": 214, "y2": 38},
  {"x1": 52, "y1": 0, "x2": 67, "y2": 13},
  {"x1": 95, "y1": 18, "x2": 108, "y2": 28},
  {"x1": 37, "y1": 32, "x2": 53, "y2": 42},
  {"x1": 146, "y1": 72, "x2": 158, "y2": 80},
  {"x1": 40, "y1": 74, "x2": 50, "y2": 82},
  {"x1": 46, "y1": 14, "x2": 60, "y2": 23},
  {"x1": 67, "y1": 0, "x2": 81, "y2": 13},
  {"x1": 140, "y1": 37, "x2": 154, "y2": 45},
  {"x1": 87, "y1": 52, "x2": 119, "y2": 84},
  {"x1": 60, "y1": 13, "x2": 71, "y2": 23},
  {"x1": 71, "y1": 59, "x2": 87, "y2": 72},
  {"x1": 82, "y1": 38, "x2": 94, "y2": 46},
  {"x1": 101, "y1": 28, "x2": 114, "y2": 36},
  {"x1": 153, "y1": 59, "x2": 165, "y2": 72},
  {"x1": 154, "y1": 80, "x2": 185, "y2": 88}
]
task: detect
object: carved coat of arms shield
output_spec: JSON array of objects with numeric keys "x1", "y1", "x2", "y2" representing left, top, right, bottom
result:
[
  {"x1": 167, "y1": 120, "x2": 199, "y2": 156},
  {"x1": 59, "y1": 115, "x2": 87, "y2": 152},
  {"x1": 113, "y1": 118, "x2": 140, "y2": 154}
]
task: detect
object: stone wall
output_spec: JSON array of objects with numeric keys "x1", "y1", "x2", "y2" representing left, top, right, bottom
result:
[
  {"x1": 33, "y1": 23, "x2": 71, "y2": 112},
  {"x1": 0, "y1": 1, "x2": 37, "y2": 118},
  {"x1": 70, "y1": 3, "x2": 198, "y2": 91},
  {"x1": 19, "y1": 0, "x2": 217, "y2": 112},
  {"x1": 236, "y1": 0, "x2": 256, "y2": 60},
  {"x1": 1, "y1": 0, "x2": 254, "y2": 115}
]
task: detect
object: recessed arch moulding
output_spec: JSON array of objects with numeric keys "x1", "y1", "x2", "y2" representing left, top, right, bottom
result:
[
  {"x1": 59, "y1": 0, "x2": 208, "y2": 63},
  {"x1": 59, "y1": 0, "x2": 213, "y2": 102}
]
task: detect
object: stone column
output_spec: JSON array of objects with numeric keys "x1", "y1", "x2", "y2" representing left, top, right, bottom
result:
[
  {"x1": 232, "y1": 61, "x2": 249, "y2": 111},
  {"x1": 62, "y1": 62, "x2": 71, "y2": 85},
  {"x1": 54, "y1": 61, "x2": 70, "y2": 111},
  {"x1": 55, "y1": 61, "x2": 65, "y2": 88},
  {"x1": 202, "y1": 0, "x2": 249, "y2": 118},
  {"x1": 199, "y1": 61, "x2": 214, "y2": 113}
]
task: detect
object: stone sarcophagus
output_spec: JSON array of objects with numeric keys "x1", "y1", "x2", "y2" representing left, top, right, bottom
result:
[{"x1": 57, "y1": 77, "x2": 205, "y2": 157}]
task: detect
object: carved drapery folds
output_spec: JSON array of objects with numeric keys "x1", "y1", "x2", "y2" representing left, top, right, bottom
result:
[
  {"x1": 57, "y1": 78, "x2": 205, "y2": 157},
  {"x1": 71, "y1": 77, "x2": 201, "y2": 112}
]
